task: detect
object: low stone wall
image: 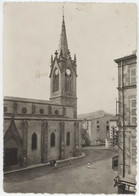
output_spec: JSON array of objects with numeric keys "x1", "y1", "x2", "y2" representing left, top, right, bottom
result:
[{"x1": 4, "y1": 152, "x2": 85, "y2": 175}]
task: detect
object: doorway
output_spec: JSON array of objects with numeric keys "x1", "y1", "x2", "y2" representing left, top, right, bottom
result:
[{"x1": 4, "y1": 138, "x2": 18, "y2": 167}]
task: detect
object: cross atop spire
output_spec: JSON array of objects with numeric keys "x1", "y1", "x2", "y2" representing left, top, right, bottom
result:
[
  {"x1": 58, "y1": 11, "x2": 69, "y2": 58},
  {"x1": 62, "y1": 6, "x2": 64, "y2": 18}
]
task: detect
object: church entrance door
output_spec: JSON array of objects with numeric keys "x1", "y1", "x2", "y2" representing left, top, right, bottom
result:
[{"x1": 4, "y1": 138, "x2": 18, "y2": 167}]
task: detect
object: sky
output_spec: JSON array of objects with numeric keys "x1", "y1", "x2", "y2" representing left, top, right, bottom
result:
[{"x1": 3, "y1": 2, "x2": 137, "y2": 115}]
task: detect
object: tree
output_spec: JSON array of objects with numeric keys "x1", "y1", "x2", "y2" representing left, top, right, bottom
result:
[{"x1": 81, "y1": 128, "x2": 91, "y2": 146}]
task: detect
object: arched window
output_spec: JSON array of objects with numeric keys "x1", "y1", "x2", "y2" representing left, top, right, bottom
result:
[
  {"x1": 51, "y1": 132, "x2": 55, "y2": 147},
  {"x1": 32, "y1": 133, "x2": 37, "y2": 150},
  {"x1": 53, "y1": 69, "x2": 59, "y2": 92},
  {"x1": 67, "y1": 132, "x2": 70, "y2": 146},
  {"x1": 65, "y1": 69, "x2": 72, "y2": 92}
]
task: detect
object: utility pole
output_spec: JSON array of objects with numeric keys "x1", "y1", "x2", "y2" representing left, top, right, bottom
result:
[{"x1": 116, "y1": 98, "x2": 117, "y2": 116}]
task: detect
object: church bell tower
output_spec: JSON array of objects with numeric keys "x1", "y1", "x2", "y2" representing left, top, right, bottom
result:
[{"x1": 49, "y1": 15, "x2": 77, "y2": 118}]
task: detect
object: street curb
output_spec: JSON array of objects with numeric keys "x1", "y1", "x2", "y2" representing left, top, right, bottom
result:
[{"x1": 4, "y1": 152, "x2": 86, "y2": 175}]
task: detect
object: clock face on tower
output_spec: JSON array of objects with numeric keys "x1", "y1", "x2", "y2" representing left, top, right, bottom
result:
[{"x1": 66, "y1": 69, "x2": 71, "y2": 75}]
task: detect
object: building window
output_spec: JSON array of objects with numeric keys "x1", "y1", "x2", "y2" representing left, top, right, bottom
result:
[
  {"x1": 130, "y1": 67, "x2": 136, "y2": 85},
  {"x1": 32, "y1": 133, "x2": 37, "y2": 150},
  {"x1": 65, "y1": 69, "x2": 72, "y2": 92},
  {"x1": 106, "y1": 126, "x2": 109, "y2": 131},
  {"x1": 97, "y1": 121, "x2": 99, "y2": 124},
  {"x1": 97, "y1": 125, "x2": 100, "y2": 129},
  {"x1": 130, "y1": 99, "x2": 136, "y2": 125},
  {"x1": 53, "y1": 68, "x2": 59, "y2": 92},
  {"x1": 107, "y1": 121, "x2": 109, "y2": 124},
  {"x1": 67, "y1": 132, "x2": 70, "y2": 146},
  {"x1": 51, "y1": 132, "x2": 55, "y2": 147}
]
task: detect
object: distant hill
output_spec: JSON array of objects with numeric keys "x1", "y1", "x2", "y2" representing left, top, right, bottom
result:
[{"x1": 78, "y1": 110, "x2": 115, "y2": 120}]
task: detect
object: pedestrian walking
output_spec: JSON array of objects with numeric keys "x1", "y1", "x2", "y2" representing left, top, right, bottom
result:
[
  {"x1": 87, "y1": 162, "x2": 90, "y2": 168},
  {"x1": 54, "y1": 162, "x2": 57, "y2": 169}
]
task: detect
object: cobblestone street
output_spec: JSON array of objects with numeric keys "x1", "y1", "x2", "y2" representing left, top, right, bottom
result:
[{"x1": 4, "y1": 147, "x2": 118, "y2": 194}]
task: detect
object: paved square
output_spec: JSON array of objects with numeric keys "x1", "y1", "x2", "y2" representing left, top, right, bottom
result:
[{"x1": 4, "y1": 148, "x2": 118, "y2": 194}]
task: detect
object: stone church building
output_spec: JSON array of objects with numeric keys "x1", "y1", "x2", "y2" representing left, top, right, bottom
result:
[{"x1": 4, "y1": 16, "x2": 82, "y2": 171}]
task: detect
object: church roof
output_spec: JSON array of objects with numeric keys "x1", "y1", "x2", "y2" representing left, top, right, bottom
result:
[{"x1": 4, "y1": 96, "x2": 59, "y2": 106}]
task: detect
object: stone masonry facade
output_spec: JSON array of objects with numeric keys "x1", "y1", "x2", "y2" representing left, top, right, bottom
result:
[{"x1": 115, "y1": 52, "x2": 136, "y2": 193}]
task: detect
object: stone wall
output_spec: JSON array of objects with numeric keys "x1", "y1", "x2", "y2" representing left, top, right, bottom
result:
[
  {"x1": 4, "y1": 97, "x2": 74, "y2": 118},
  {"x1": 4, "y1": 116, "x2": 82, "y2": 169}
]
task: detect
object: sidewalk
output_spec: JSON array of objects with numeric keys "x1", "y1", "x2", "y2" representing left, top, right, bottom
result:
[
  {"x1": 83, "y1": 145, "x2": 106, "y2": 150},
  {"x1": 4, "y1": 152, "x2": 86, "y2": 175}
]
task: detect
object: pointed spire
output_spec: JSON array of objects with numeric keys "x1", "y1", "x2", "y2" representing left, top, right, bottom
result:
[
  {"x1": 58, "y1": 11, "x2": 68, "y2": 58},
  {"x1": 74, "y1": 54, "x2": 76, "y2": 62},
  {"x1": 51, "y1": 55, "x2": 53, "y2": 63},
  {"x1": 50, "y1": 55, "x2": 53, "y2": 67}
]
